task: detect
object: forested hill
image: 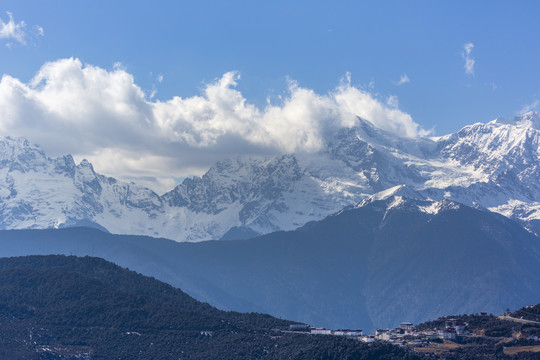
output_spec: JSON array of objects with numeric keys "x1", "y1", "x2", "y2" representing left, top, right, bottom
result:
[
  {"x1": 0, "y1": 255, "x2": 422, "y2": 359},
  {"x1": 0, "y1": 254, "x2": 288, "y2": 331}
]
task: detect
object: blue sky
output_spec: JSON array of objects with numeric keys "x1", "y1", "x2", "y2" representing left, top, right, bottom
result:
[{"x1": 0, "y1": 1, "x2": 539, "y2": 191}]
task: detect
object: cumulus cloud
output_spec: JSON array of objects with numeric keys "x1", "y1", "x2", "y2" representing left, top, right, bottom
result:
[
  {"x1": 463, "y1": 42, "x2": 475, "y2": 76},
  {"x1": 396, "y1": 74, "x2": 410, "y2": 85},
  {"x1": 0, "y1": 11, "x2": 43, "y2": 46},
  {"x1": 0, "y1": 58, "x2": 427, "y2": 193}
]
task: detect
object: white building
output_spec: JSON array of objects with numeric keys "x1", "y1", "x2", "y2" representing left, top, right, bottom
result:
[
  {"x1": 334, "y1": 329, "x2": 363, "y2": 337},
  {"x1": 440, "y1": 327, "x2": 457, "y2": 340},
  {"x1": 445, "y1": 319, "x2": 465, "y2": 334},
  {"x1": 311, "y1": 328, "x2": 332, "y2": 335},
  {"x1": 361, "y1": 335, "x2": 376, "y2": 343},
  {"x1": 400, "y1": 322, "x2": 413, "y2": 330}
]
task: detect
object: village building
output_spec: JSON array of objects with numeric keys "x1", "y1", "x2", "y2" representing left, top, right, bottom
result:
[
  {"x1": 289, "y1": 324, "x2": 309, "y2": 331},
  {"x1": 440, "y1": 327, "x2": 457, "y2": 340},
  {"x1": 445, "y1": 318, "x2": 465, "y2": 334},
  {"x1": 334, "y1": 329, "x2": 363, "y2": 337},
  {"x1": 400, "y1": 322, "x2": 413, "y2": 330},
  {"x1": 310, "y1": 328, "x2": 332, "y2": 335},
  {"x1": 360, "y1": 335, "x2": 376, "y2": 343}
]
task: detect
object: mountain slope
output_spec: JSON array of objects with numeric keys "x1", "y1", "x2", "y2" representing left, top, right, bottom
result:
[
  {"x1": 2, "y1": 190, "x2": 539, "y2": 331},
  {"x1": 0, "y1": 255, "x2": 421, "y2": 359}
]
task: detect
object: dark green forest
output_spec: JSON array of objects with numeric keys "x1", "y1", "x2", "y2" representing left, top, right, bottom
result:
[{"x1": 0, "y1": 255, "x2": 423, "y2": 359}]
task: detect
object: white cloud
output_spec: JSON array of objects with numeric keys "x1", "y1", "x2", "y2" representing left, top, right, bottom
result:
[
  {"x1": 0, "y1": 58, "x2": 427, "y2": 192},
  {"x1": 148, "y1": 74, "x2": 164, "y2": 99},
  {"x1": 35, "y1": 25, "x2": 44, "y2": 37},
  {"x1": 519, "y1": 100, "x2": 539, "y2": 115},
  {"x1": 463, "y1": 42, "x2": 475, "y2": 76},
  {"x1": 386, "y1": 95, "x2": 399, "y2": 108},
  {"x1": 0, "y1": 11, "x2": 43, "y2": 46},
  {"x1": 396, "y1": 74, "x2": 410, "y2": 85},
  {"x1": 0, "y1": 12, "x2": 27, "y2": 45}
]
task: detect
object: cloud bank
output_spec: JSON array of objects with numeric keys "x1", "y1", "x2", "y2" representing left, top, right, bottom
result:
[{"x1": 0, "y1": 58, "x2": 426, "y2": 192}]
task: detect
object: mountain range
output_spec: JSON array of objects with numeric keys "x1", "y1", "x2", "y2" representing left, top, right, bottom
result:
[
  {"x1": 1, "y1": 111, "x2": 539, "y2": 241},
  {"x1": 2, "y1": 186, "x2": 539, "y2": 331}
]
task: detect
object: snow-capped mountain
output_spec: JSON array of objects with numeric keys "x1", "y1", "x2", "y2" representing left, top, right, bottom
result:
[
  {"x1": 1, "y1": 112, "x2": 539, "y2": 241},
  {"x1": 430, "y1": 112, "x2": 540, "y2": 233},
  {"x1": 0, "y1": 137, "x2": 164, "y2": 231}
]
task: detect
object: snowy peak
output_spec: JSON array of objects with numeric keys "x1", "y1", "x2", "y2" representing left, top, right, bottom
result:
[
  {"x1": 491, "y1": 111, "x2": 540, "y2": 130},
  {"x1": 162, "y1": 154, "x2": 303, "y2": 214},
  {"x1": 327, "y1": 118, "x2": 436, "y2": 160},
  {"x1": 324, "y1": 123, "x2": 436, "y2": 193},
  {"x1": 519, "y1": 111, "x2": 540, "y2": 129},
  {"x1": 437, "y1": 113, "x2": 540, "y2": 186},
  {"x1": 0, "y1": 136, "x2": 80, "y2": 177},
  {"x1": 0, "y1": 135, "x2": 164, "y2": 236},
  {"x1": 0, "y1": 136, "x2": 50, "y2": 173},
  {"x1": 356, "y1": 185, "x2": 423, "y2": 207},
  {"x1": 417, "y1": 199, "x2": 461, "y2": 215},
  {"x1": 0, "y1": 136, "x2": 38, "y2": 158},
  {"x1": 53, "y1": 154, "x2": 76, "y2": 176},
  {"x1": 354, "y1": 184, "x2": 463, "y2": 217}
]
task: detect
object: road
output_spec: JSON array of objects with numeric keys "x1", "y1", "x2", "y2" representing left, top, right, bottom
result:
[{"x1": 498, "y1": 315, "x2": 540, "y2": 326}]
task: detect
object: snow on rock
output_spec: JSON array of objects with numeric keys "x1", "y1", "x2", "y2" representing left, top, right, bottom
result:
[{"x1": 418, "y1": 199, "x2": 461, "y2": 215}]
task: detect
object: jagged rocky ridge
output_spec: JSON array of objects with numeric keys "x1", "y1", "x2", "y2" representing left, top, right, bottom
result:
[{"x1": 1, "y1": 112, "x2": 539, "y2": 241}]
